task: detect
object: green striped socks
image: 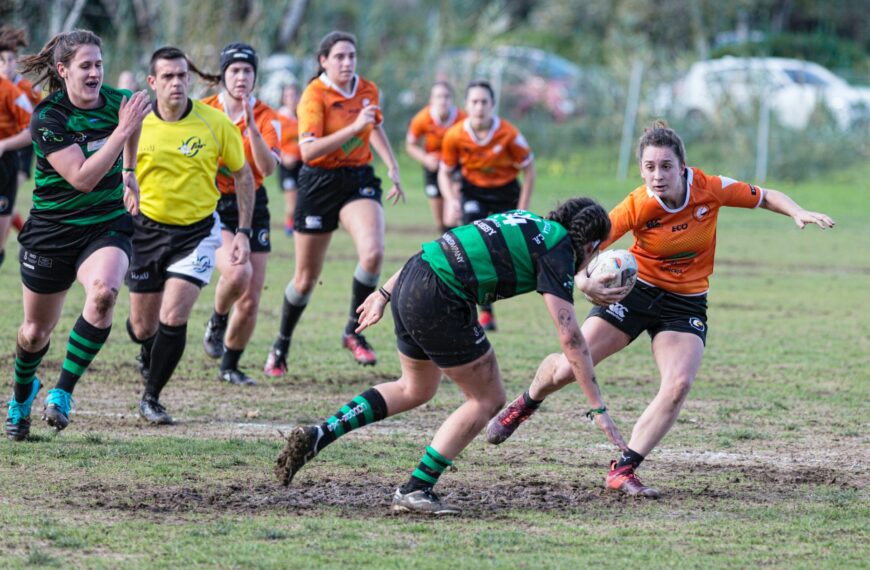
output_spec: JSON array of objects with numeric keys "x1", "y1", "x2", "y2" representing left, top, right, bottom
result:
[
  {"x1": 13, "y1": 342, "x2": 50, "y2": 403},
  {"x1": 55, "y1": 316, "x2": 111, "y2": 394},
  {"x1": 316, "y1": 388, "x2": 388, "y2": 451},
  {"x1": 406, "y1": 446, "x2": 453, "y2": 492}
]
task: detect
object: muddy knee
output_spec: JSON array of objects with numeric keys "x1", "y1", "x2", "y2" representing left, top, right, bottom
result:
[
  {"x1": 88, "y1": 281, "x2": 119, "y2": 318},
  {"x1": 18, "y1": 323, "x2": 51, "y2": 352}
]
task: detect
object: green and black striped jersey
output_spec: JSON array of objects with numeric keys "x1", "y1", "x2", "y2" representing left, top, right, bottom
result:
[
  {"x1": 421, "y1": 210, "x2": 577, "y2": 305},
  {"x1": 30, "y1": 85, "x2": 131, "y2": 225}
]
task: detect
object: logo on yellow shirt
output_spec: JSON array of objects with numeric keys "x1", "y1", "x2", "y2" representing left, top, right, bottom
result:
[{"x1": 179, "y1": 136, "x2": 206, "y2": 158}]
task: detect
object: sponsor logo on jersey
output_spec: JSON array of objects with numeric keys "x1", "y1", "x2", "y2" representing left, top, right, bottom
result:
[
  {"x1": 671, "y1": 222, "x2": 689, "y2": 232},
  {"x1": 693, "y1": 205, "x2": 710, "y2": 221},
  {"x1": 606, "y1": 302, "x2": 628, "y2": 321},
  {"x1": 341, "y1": 136, "x2": 364, "y2": 155},
  {"x1": 39, "y1": 127, "x2": 63, "y2": 143},
  {"x1": 305, "y1": 215, "x2": 322, "y2": 229},
  {"x1": 87, "y1": 137, "x2": 108, "y2": 153},
  {"x1": 179, "y1": 136, "x2": 206, "y2": 158},
  {"x1": 646, "y1": 217, "x2": 662, "y2": 229},
  {"x1": 689, "y1": 317, "x2": 706, "y2": 332}
]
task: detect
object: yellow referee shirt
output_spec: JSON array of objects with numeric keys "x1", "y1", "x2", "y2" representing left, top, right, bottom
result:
[{"x1": 137, "y1": 99, "x2": 245, "y2": 225}]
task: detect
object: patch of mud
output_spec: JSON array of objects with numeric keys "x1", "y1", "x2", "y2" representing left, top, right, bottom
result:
[{"x1": 50, "y1": 460, "x2": 862, "y2": 521}]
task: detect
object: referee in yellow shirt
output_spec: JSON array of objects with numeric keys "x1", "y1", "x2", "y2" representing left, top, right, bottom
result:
[{"x1": 126, "y1": 47, "x2": 254, "y2": 424}]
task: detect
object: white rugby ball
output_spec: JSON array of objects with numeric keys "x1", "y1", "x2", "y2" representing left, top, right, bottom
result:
[{"x1": 584, "y1": 249, "x2": 638, "y2": 291}]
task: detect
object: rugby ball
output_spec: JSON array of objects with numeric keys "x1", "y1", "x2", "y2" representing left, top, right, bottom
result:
[{"x1": 584, "y1": 249, "x2": 638, "y2": 291}]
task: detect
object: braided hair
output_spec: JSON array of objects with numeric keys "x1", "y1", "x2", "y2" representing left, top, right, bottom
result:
[
  {"x1": 547, "y1": 197, "x2": 611, "y2": 273},
  {"x1": 18, "y1": 29, "x2": 101, "y2": 94}
]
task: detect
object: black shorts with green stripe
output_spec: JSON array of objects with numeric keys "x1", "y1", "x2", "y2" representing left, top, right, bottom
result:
[
  {"x1": 17, "y1": 212, "x2": 133, "y2": 294},
  {"x1": 391, "y1": 252, "x2": 491, "y2": 368}
]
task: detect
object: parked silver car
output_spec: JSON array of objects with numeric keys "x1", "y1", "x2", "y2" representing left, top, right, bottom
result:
[{"x1": 651, "y1": 56, "x2": 870, "y2": 130}]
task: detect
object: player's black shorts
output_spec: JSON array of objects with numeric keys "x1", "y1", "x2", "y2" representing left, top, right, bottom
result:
[
  {"x1": 294, "y1": 164, "x2": 382, "y2": 234},
  {"x1": 216, "y1": 186, "x2": 271, "y2": 253},
  {"x1": 587, "y1": 280, "x2": 709, "y2": 345},
  {"x1": 460, "y1": 178, "x2": 520, "y2": 225},
  {"x1": 280, "y1": 162, "x2": 302, "y2": 192},
  {"x1": 17, "y1": 146, "x2": 34, "y2": 180},
  {"x1": 0, "y1": 151, "x2": 20, "y2": 216},
  {"x1": 18, "y1": 213, "x2": 133, "y2": 294},
  {"x1": 391, "y1": 252, "x2": 491, "y2": 368},
  {"x1": 126, "y1": 212, "x2": 222, "y2": 293},
  {"x1": 422, "y1": 168, "x2": 440, "y2": 198}
]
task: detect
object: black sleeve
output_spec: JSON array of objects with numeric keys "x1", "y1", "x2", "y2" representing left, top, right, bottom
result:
[
  {"x1": 535, "y1": 237, "x2": 575, "y2": 303},
  {"x1": 31, "y1": 106, "x2": 78, "y2": 157}
]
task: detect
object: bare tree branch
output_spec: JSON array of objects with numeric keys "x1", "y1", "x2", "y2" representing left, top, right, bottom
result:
[
  {"x1": 275, "y1": 0, "x2": 309, "y2": 51},
  {"x1": 62, "y1": 0, "x2": 88, "y2": 31}
]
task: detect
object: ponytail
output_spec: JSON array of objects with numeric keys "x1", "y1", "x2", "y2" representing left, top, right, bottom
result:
[{"x1": 19, "y1": 29, "x2": 101, "y2": 94}]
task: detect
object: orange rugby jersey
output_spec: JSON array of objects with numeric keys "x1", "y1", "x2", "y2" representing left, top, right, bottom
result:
[
  {"x1": 407, "y1": 104, "x2": 466, "y2": 155},
  {"x1": 440, "y1": 116, "x2": 533, "y2": 188},
  {"x1": 14, "y1": 75, "x2": 43, "y2": 107},
  {"x1": 602, "y1": 167, "x2": 764, "y2": 295},
  {"x1": 202, "y1": 93, "x2": 280, "y2": 194},
  {"x1": 298, "y1": 73, "x2": 382, "y2": 169},
  {"x1": 277, "y1": 112, "x2": 300, "y2": 160},
  {"x1": 0, "y1": 76, "x2": 31, "y2": 139}
]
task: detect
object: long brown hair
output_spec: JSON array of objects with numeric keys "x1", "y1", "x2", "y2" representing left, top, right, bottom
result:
[
  {"x1": 0, "y1": 26, "x2": 28, "y2": 52},
  {"x1": 18, "y1": 29, "x2": 101, "y2": 93},
  {"x1": 310, "y1": 31, "x2": 357, "y2": 83}
]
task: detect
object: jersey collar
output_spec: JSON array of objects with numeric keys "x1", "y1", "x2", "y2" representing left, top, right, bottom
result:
[
  {"x1": 430, "y1": 105, "x2": 458, "y2": 127},
  {"x1": 318, "y1": 72, "x2": 359, "y2": 99},
  {"x1": 647, "y1": 167, "x2": 693, "y2": 213},
  {"x1": 463, "y1": 115, "x2": 501, "y2": 146},
  {"x1": 217, "y1": 91, "x2": 257, "y2": 123}
]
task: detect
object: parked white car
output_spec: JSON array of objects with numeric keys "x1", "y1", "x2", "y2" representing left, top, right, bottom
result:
[{"x1": 651, "y1": 56, "x2": 870, "y2": 130}]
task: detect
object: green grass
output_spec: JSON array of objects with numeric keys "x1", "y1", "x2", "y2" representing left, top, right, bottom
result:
[{"x1": 0, "y1": 146, "x2": 867, "y2": 569}]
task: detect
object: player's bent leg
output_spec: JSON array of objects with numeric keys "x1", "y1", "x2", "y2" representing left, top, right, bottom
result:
[
  {"x1": 220, "y1": 253, "x2": 268, "y2": 386},
  {"x1": 267, "y1": 232, "x2": 332, "y2": 376},
  {"x1": 393, "y1": 349, "x2": 504, "y2": 515},
  {"x1": 339, "y1": 199, "x2": 384, "y2": 364},
  {"x1": 274, "y1": 354, "x2": 442, "y2": 487},
  {"x1": 606, "y1": 331, "x2": 704, "y2": 499}
]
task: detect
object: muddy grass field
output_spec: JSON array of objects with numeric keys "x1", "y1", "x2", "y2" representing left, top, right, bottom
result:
[{"x1": 1, "y1": 153, "x2": 867, "y2": 568}]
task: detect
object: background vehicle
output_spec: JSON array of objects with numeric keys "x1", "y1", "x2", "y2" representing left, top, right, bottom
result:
[{"x1": 651, "y1": 56, "x2": 870, "y2": 130}]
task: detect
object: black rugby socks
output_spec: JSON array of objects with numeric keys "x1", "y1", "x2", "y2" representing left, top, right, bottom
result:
[
  {"x1": 616, "y1": 448, "x2": 645, "y2": 469},
  {"x1": 56, "y1": 316, "x2": 112, "y2": 394},
  {"x1": 13, "y1": 342, "x2": 49, "y2": 403},
  {"x1": 144, "y1": 322, "x2": 187, "y2": 400}
]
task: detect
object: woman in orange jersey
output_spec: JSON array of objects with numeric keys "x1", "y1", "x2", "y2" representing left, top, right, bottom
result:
[
  {"x1": 276, "y1": 82, "x2": 302, "y2": 235},
  {"x1": 438, "y1": 79, "x2": 535, "y2": 331},
  {"x1": 265, "y1": 31, "x2": 404, "y2": 374},
  {"x1": 0, "y1": 27, "x2": 40, "y2": 236},
  {"x1": 405, "y1": 81, "x2": 465, "y2": 234},
  {"x1": 198, "y1": 43, "x2": 279, "y2": 385},
  {"x1": 487, "y1": 120, "x2": 835, "y2": 498},
  {"x1": 0, "y1": 57, "x2": 32, "y2": 270}
]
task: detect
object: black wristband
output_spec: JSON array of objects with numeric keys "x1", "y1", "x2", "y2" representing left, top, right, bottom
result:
[
  {"x1": 378, "y1": 287, "x2": 391, "y2": 302},
  {"x1": 235, "y1": 227, "x2": 253, "y2": 238}
]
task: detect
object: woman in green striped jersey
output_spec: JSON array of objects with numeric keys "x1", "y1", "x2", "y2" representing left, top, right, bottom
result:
[
  {"x1": 4, "y1": 29, "x2": 150, "y2": 441},
  {"x1": 275, "y1": 198, "x2": 627, "y2": 515}
]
